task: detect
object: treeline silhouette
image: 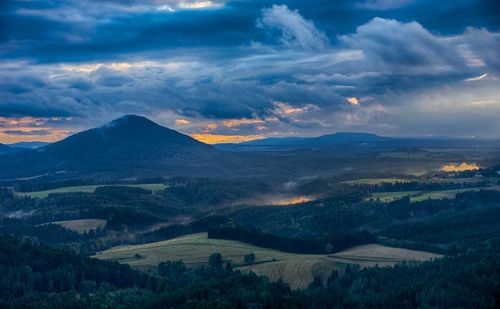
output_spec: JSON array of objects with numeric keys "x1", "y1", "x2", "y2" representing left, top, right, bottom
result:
[{"x1": 208, "y1": 225, "x2": 375, "y2": 254}]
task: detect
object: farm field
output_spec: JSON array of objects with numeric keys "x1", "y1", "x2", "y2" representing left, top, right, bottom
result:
[
  {"x1": 46, "y1": 219, "x2": 107, "y2": 233},
  {"x1": 342, "y1": 178, "x2": 411, "y2": 185},
  {"x1": 15, "y1": 183, "x2": 168, "y2": 198},
  {"x1": 369, "y1": 191, "x2": 422, "y2": 202},
  {"x1": 94, "y1": 233, "x2": 441, "y2": 289},
  {"x1": 411, "y1": 186, "x2": 500, "y2": 202},
  {"x1": 369, "y1": 186, "x2": 500, "y2": 203}
]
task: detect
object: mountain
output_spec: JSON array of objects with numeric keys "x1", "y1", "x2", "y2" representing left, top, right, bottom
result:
[
  {"x1": 0, "y1": 115, "x2": 224, "y2": 180},
  {"x1": 216, "y1": 132, "x2": 500, "y2": 151},
  {"x1": 8, "y1": 141, "x2": 50, "y2": 149},
  {"x1": 216, "y1": 132, "x2": 390, "y2": 150}
]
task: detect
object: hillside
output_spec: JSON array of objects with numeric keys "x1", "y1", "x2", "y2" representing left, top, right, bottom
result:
[{"x1": 0, "y1": 115, "x2": 229, "y2": 179}]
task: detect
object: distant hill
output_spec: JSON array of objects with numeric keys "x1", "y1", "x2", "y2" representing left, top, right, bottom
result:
[
  {"x1": 216, "y1": 132, "x2": 500, "y2": 151},
  {"x1": 0, "y1": 115, "x2": 226, "y2": 180},
  {"x1": 252, "y1": 132, "x2": 389, "y2": 146},
  {"x1": 8, "y1": 141, "x2": 50, "y2": 149},
  {"x1": 217, "y1": 132, "x2": 391, "y2": 150}
]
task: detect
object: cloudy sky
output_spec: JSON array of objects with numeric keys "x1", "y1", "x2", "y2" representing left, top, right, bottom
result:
[{"x1": 1, "y1": 0, "x2": 499, "y2": 143}]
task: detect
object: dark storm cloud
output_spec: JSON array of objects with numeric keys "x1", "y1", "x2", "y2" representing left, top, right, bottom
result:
[
  {"x1": 0, "y1": 101, "x2": 78, "y2": 118},
  {"x1": 2, "y1": 0, "x2": 498, "y2": 62}
]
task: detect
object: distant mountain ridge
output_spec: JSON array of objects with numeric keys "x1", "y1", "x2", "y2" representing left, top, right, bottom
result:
[
  {"x1": 216, "y1": 132, "x2": 500, "y2": 151},
  {"x1": 242, "y1": 132, "x2": 389, "y2": 146},
  {"x1": 216, "y1": 132, "x2": 391, "y2": 150},
  {"x1": 8, "y1": 141, "x2": 49, "y2": 149}
]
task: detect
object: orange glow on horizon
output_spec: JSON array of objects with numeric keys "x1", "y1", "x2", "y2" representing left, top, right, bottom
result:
[
  {"x1": 191, "y1": 133, "x2": 263, "y2": 144},
  {"x1": 0, "y1": 129, "x2": 70, "y2": 144},
  {"x1": 0, "y1": 117, "x2": 71, "y2": 144}
]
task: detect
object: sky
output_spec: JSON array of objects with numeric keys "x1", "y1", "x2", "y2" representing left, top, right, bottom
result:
[{"x1": 1, "y1": 0, "x2": 500, "y2": 144}]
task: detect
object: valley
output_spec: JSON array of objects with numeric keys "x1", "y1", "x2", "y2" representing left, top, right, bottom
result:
[{"x1": 1, "y1": 116, "x2": 500, "y2": 307}]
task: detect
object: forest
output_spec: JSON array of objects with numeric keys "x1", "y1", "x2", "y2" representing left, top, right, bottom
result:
[{"x1": 1, "y1": 234, "x2": 499, "y2": 308}]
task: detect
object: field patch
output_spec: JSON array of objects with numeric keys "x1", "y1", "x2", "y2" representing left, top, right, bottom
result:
[
  {"x1": 411, "y1": 186, "x2": 500, "y2": 202},
  {"x1": 16, "y1": 183, "x2": 167, "y2": 199},
  {"x1": 343, "y1": 178, "x2": 411, "y2": 185},
  {"x1": 94, "y1": 233, "x2": 440, "y2": 289},
  {"x1": 329, "y1": 244, "x2": 440, "y2": 267},
  {"x1": 43, "y1": 219, "x2": 107, "y2": 234},
  {"x1": 369, "y1": 191, "x2": 422, "y2": 202},
  {"x1": 370, "y1": 186, "x2": 500, "y2": 203}
]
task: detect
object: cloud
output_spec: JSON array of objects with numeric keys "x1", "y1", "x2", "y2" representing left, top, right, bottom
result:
[
  {"x1": 346, "y1": 97, "x2": 360, "y2": 105},
  {"x1": 257, "y1": 5, "x2": 329, "y2": 50},
  {"x1": 465, "y1": 73, "x2": 488, "y2": 82},
  {"x1": 339, "y1": 18, "x2": 464, "y2": 71},
  {"x1": 3, "y1": 129, "x2": 52, "y2": 136},
  {"x1": 178, "y1": 1, "x2": 223, "y2": 10},
  {"x1": 175, "y1": 119, "x2": 191, "y2": 125},
  {"x1": 221, "y1": 118, "x2": 267, "y2": 128},
  {"x1": 462, "y1": 27, "x2": 500, "y2": 73},
  {"x1": 354, "y1": 0, "x2": 415, "y2": 10}
]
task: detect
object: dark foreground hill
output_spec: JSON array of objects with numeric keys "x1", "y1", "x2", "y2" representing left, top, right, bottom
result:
[{"x1": 0, "y1": 115, "x2": 228, "y2": 180}]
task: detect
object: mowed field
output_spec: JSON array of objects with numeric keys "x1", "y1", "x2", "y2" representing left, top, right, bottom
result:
[
  {"x1": 94, "y1": 233, "x2": 441, "y2": 289},
  {"x1": 16, "y1": 183, "x2": 168, "y2": 199},
  {"x1": 342, "y1": 178, "x2": 411, "y2": 185},
  {"x1": 45, "y1": 219, "x2": 107, "y2": 234},
  {"x1": 369, "y1": 185, "x2": 500, "y2": 203}
]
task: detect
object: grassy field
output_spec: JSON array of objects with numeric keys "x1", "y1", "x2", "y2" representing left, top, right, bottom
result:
[
  {"x1": 16, "y1": 183, "x2": 168, "y2": 199},
  {"x1": 46, "y1": 219, "x2": 107, "y2": 234},
  {"x1": 411, "y1": 186, "x2": 500, "y2": 202},
  {"x1": 94, "y1": 233, "x2": 441, "y2": 289},
  {"x1": 370, "y1": 186, "x2": 500, "y2": 203},
  {"x1": 342, "y1": 178, "x2": 411, "y2": 185},
  {"x1": 369, "y1": 191, "x2": 422, "y2": 202}
]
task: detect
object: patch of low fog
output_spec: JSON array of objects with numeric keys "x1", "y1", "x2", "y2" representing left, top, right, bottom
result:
[
  {"x1": 236, "y1": 194, "x2": 315, "y2": 206},
  {"x1": 441, "y1": 162, "x2": 480, "y2": 172},
  {"x1": 136, "y1": 215, "x2": 193, "y2": 233},
  {"x1": 282, "y1": 175, "x2": 319, "y2": 191},
  {"x1": 5, "y1": 210, "x2": 35, "y2": 218}
]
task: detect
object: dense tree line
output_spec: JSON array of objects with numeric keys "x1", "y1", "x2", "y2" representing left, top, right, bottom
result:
[
  {"x1": 368, "y1": 179, "x2": 492, "y2": 193},
  {"x1": 164, "y1": 177, "x2": 271, "y2": 206},
  {"x1": 208, "y1": 225, "x2": 375, "y2": 254}
]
